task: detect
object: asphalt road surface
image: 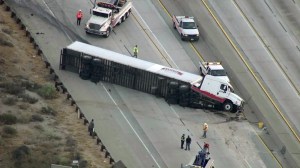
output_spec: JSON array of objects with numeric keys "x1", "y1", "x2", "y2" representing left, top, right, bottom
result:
[{"x1": 4, "y1": 0, "x2": 296, "y2": 167}]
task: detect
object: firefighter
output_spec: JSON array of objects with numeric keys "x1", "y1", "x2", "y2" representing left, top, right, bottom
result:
[
  {"x1": 133, "y1": 45, "x2": 138, "y2": 58},
  {"x1": 76, "y1": 9, "x2": 83, "y2": 26}
]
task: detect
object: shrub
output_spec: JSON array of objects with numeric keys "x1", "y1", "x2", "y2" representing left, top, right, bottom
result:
[
  {"x1": 19, "y1": 93, "x2": 38, "y2": 104},
  {"x1": 2, "y1": 28, "x2": 12, "y2": 35},
  {"x1": 21, "y1": 80, "x2": 41, "y2": 91},
  {"x1": 3, "y1": 126, "x2": 17, "y2": 135},
  {"x1": 33, "y1": 124, "x2": 44, "y2": 131},
  {"x1": 2, "y1": 97, "x2": 17, "y2": 105},
  {"x1": 40, "y1": 106, "x2": 57, "y2": 116},
  {"x1": 30, "y1": 114, "x2": 44, "y2": 122},
  {"x1": 3, "y1": 82, "x2": 24, "y2": 95},
  {"x1": 12, "y1": 145, "x2": 30, "y2": 160},
  {"x1": 0, "y1": 113, "x2": 17, "y2": 124},
  {"x1": 18, "y1": 103, "x2": 29, "y2": 110},
  {"x1": 0, "y1": 36, "x2": 13, "y2": 47},
  {"x1": 37, "y1": 84, "x2": 57, "y2": 99}
]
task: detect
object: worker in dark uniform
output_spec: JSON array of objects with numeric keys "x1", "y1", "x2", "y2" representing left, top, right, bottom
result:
[
  {"x1": 88, "y1": 119, "x2": 94, "y2": 136},
  {"x1": 185, "y1": 135, "x2": 191, "y2": 150},
  {"x1": 181, "y1": 134, "x2": 185, "y2": 149},
  {"x1": 133, "y1": 45, "x2": 138, "y2": 58}
]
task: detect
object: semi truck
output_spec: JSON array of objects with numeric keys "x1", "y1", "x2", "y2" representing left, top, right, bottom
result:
[
  {"x1": 172, "y1": 15, "x2": 199, "y2": 41},
  {"x1": 199, "y1": 61, "x2": 230, "y2": 83},
  {"x1": 85, "y1": 0, "x2": 132, "y2": 37},
  {"x1": 60, "y1": 41, "x2": 244, "y2": 112}
]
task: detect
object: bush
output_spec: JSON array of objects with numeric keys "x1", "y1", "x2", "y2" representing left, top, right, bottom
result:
[
  {"x1": 21, "y1": 80, "x2": 41, "y2": 91},
  {"x1": 3, "y1": 126, "x2": 17, "y2": 135},
  {"x1": 12, "y1": 145, "x2": 30, "y2": 160},
  {"x1": 2, "y1": 28, "x2": 12, "y2": 35},
  {"x1": 2, "y1": 83, "x2": 24, "y2": 95},
  {"x1": 37, "y1": 84, "x2": 57, "y2": 99},
  {"x1": 0, "y1": 36, "x2": 13, "y2": 47},
  {"x1": 0, "y1": 113, "x2": 17, "y2": 124},
  {"x1": 19, "y1": 93, "x2": 38, "y2": 104},
  {"x1": 2, "y1": 97, "x2": 17, "y2": 105},
  {"x1": 40, "y1": 106, "x2": 57, "y2": 116},
  {"x1": 30, "y1": 114, "x2": 44, "y2": 122}
]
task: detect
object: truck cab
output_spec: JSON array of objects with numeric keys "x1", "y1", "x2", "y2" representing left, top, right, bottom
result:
[
  {"x1": 199, "y1": 62, "x2": 230, "y2": 83},
  {"x1": 172, "y1": 15, "x2": 199, "y2": 41},
  {"x1": 192, "y1": 75, "x2": 243, "y2": 112}
]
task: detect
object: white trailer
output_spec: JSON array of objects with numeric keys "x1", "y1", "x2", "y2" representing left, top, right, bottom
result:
[
  {"x1": 172, "y1": 15, "x2": 199, "y2": 41},
  {"x1": 85, "y1": 0, "x2": 132, "y2": 37}
]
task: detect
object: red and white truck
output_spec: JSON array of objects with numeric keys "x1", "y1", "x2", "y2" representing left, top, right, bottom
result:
[
  {"x1": 85, "y1": 0, "x2": 132, "y2": 37},
  {"x1": 172, "y1": 15, "x2": 199, "y2": 41},
  {"x1": 199, "y1": 61, "x2": 230, "y2": 83}
]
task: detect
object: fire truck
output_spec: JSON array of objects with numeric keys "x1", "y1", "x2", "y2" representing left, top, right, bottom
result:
[
  {"x1": 85, "y1": 0, "x2": 132, "y2": 37},
  {"x1": 199, "y1": 62, "x2": 230, "y2": 83}
]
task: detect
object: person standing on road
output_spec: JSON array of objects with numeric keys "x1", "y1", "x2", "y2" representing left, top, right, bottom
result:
[
  {"x1": 76, "y1": 9, "x2": 83, "y2": 26},
  {"x1": 88, "y1": 119, "x2": 94, "y2": 136},
  {"x1": 185, "y1": 135, "x2": 191, "y2": 150},
  {"x1": 181, "y1": 134, "x2": 185, "y2": 149},
  {"x1": 133, "y1": 45, "x2": 138, "y2": 58},
  {"x1": 202, "y1": 123, "x2": 208, "y2": 138}
]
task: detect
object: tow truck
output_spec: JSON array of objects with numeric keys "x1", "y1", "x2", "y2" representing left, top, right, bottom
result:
[
  {"x1": 85, "y1": 0, "x2": 132, "y2": 37},
  {"x1": 199, "y1": 62, "x2": 230, "y2": 83},
  {"x1": 172, "y1": 15, "x2": 199, "y2": 41}
]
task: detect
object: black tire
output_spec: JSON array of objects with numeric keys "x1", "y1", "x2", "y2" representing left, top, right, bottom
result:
[
  {"x1": 181, "y1": 34, "x2": 184, "y2": 41},
  {"x1": 104, "y1": 28, "x2": 111, "y2": 38},
  {"x1": 117, "y1": 19, "x2": 122, "y2": 25},
  {"x1": 173, "y1": 22, "x2": 176, "y2": 29},
  {"x1": 122, "y1": 16, "x2": 126, "y2": 22},
  {"x1": 223, "y1": 101, "x2": 233, "y2": 112}
]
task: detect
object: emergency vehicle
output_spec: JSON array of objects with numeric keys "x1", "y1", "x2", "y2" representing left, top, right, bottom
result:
[
  {"x1": 172, "y1": 15, "x2": 199, "y2": 41},
  {"x1": 199, "y1": 62, "x2": 230, "y2": 83},
  {"x1": 85, "y1": 0, "x2": 132, "y2": 37}
]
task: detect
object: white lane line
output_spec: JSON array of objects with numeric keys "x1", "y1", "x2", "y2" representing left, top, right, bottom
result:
[
  {"x1": 42, "y1": 0, "x2": 72, "y2": 42},
  {"x1": 101, "y1": 83, "x2": 162, "y2": 168},
  {"x1": 132, "y1": 7, "x2": 179, "y2": 69}
]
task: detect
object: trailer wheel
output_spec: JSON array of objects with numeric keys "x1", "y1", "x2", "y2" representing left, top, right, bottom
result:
[
  {"x1": 126, "y1": 11, "x2": 130, "y2": 18},
  {"x1": 223, "y1": 101, "x2": 233, "y2": 112},
  {"x1": 122, "y1": 16, "x2": 126, "y2": 22},
  {"x1": 104, "y1": 28, "x2": 111, "y2": 38},
  {"x1": 117, "y1": 19, "x2": 122, "y2": 25}
]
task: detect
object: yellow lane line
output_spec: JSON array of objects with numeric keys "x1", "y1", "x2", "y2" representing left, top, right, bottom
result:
[
  {"x1": 157, "y1": 0, "x2": 205, "y2": 62},
  {"x1": 257, "y1": 134, "x2": 283, "y2": 168},
  {"x1": 131, "y1": 11, "x2": 173, "y2": 67},
  {"x1": 232, "y1": 0, "x2": 300, "y2": 96},
  {"x1": 200, "y1": 0, "x2": 299, "y2": 143}
]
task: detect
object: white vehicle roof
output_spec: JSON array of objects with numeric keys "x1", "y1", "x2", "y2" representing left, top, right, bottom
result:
[
  {"x1": 67, "y1": 41, "x2": 203, "y2": 84},
  {"x1": 181, "y1": 18, "x2": 195, "y2": 23},
  {"x1": 209, "y1": 64, "x2": 224, "y2": 70},
  {"x1": 94, "y1": 6, "x2": 111, "y2": 14}
]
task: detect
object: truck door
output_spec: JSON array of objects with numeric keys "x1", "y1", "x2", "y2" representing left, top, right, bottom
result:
[{"x1": 217, "y1": 84, "x2": 229, "y2": 97}]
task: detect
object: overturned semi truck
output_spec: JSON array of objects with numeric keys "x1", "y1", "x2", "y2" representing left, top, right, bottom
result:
[{"x1": 59, "y1": 41, "x2": 244, "y2": 112}]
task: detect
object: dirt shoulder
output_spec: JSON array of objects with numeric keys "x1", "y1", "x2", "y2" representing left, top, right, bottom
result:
[{"x1": 0, "y1": 4, "x2": 110, "y2": 168}]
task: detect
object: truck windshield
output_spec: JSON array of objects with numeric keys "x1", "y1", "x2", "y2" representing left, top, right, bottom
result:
[
  {"x1": 209, "y1": 70, "x2": 226, "y2": 76},
  {"x1": 93, "y1": 11, "x2": 109, "y2": 18},
  {"x1": 182, "y1": 22, "x2": 197, "y2": 29}
]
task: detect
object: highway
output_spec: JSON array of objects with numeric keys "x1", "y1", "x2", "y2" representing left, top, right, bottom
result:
[{"x1": 4, "y1": 0, "x2": 299, "y2": 167}]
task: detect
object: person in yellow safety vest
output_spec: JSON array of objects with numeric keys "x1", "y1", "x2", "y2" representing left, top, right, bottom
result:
[
  {"x1": 202, "y1": 123, "x2": 208, "y2": 138},
  {"x1": 133, "y1": 45, "x2": 138, "y2": 58}
]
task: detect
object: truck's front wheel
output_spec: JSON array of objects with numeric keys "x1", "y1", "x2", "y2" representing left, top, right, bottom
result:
[
  {"x1": 104, "y1": 28, "x2": 111, "y2": 38},
  {"x1": 223, "y1": 101, "x2": 233, "y2": 112}
]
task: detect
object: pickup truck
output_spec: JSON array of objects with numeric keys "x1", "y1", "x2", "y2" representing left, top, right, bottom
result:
[
  {"x1": 199, "y1": 61, "x2": 230, "y2": 83},
  {"x1": 172, "y1": 15, "x2": 199, "y2": 41}
]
